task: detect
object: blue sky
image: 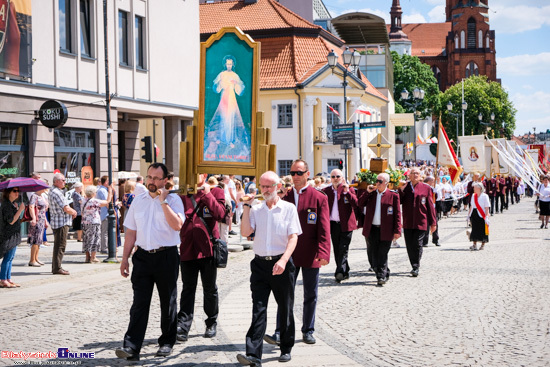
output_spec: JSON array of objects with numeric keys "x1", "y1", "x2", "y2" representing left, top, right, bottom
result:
[{"x1": 322, "y1": 0, "x2": 550, "y2": 135}]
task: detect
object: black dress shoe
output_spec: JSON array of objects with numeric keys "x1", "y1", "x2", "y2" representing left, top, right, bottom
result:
[
  {"x1": 410, "y1": 269, "x2": 419, "y2": 277},
  {"x1": 177, "y1": 326, "x2": 188, "y2": 342},
  {"x1": 205, "y1": 324, "x2": 217, "y2": 338},
  {"x1": 115, "y1": 347, "x2": 139, "y2": 361},
  {"x1": 303, "y1": 331, "x2": 316, "y2": 344},
  {"x1": 367, "y1": 267, "x2": 373, "y2": 272},
  {"x1": 229, "y1": 230, "x2": 238, "y2": 235},
  {"x1": 237, "y1": 353, "x2": 262, "y2": 366},
  {"x1": 434, "y1": 242, "x2": 441, "y2": 247},
  {"x1": 377, "y1": 278, "x2": 386, "y2": 286},
  {"x1": 278, "y1": 353, "x2": 291, "y2": 362},
  {"x1": 335, "y1": 272, "x2": 344, "y2": 281},
  {"x1": 156, "y1": 344, "x2": 172, "y2": 357},
  {"x1": 263, "y1": 332, "x2": 280, "y2": 345}
]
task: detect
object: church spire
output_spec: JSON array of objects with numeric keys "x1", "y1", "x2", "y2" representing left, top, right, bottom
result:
[{"x1": 389, "y1": 0, "x2": 408, "y2": 40}]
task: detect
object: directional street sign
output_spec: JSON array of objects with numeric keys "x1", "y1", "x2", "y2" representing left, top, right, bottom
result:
[
  {"x1": 359, "y1": 121, "x2": 386, "y2": 129},
  {"x1": 332, "y1": 124, "x2": 355, "y2": 145}
]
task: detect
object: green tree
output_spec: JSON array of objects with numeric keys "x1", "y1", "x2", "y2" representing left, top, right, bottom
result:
[
  {"x1": 392, "y1": 51, "x2": 441, "y2": 119},
  {"x1": 435, "y1": 75, "x2": 517, "y2": 143}
]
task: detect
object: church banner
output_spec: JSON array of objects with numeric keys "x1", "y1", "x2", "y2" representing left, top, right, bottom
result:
[
  {"x1": 489, "y1": 138, "x2": 509, "y2": 175},
  {"x1": 459, "y1": 135, "x2": 486, "y2": 174}
]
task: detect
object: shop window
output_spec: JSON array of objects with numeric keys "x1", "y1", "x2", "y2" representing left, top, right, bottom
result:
[
  {"x1": 0, "y1": 124, "x2": 28, "y2": 182},
  {"x1": 54, "y1": 127, "x2": 95, "y2": 187}
]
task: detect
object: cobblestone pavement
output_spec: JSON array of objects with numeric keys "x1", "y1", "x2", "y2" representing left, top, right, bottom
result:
[{"x1": 1, "y1": 198, "x2": 549, "y2": 366}]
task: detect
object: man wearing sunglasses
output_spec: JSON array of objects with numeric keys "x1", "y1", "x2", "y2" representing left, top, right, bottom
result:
[
  {"x1": 322, "y1": 169, "x2": 358, "y2": 283},
  {"x1": 358, "y1": 173, "x2": 401, "y2": 286},
  {"x1": 398, "y1": 167, "x2": 437, "y2": 277},
  {"x1": 263, "y1": 159, "x2": 330, "y2": 348}
]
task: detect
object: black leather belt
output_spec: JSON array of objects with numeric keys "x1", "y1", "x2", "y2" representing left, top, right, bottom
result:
[
  {"x1": 330, "y1": 220, "x2": 340, "y2": 224},
  {"x1": 138, "y1": 246, "x2": 173, "y2": 254},
  {"x1": 255, "y1": 254, "x2": 283, "y2": 261},
  {"x1": 372, "y1": 225, "x2": 381, "y2": 228}
]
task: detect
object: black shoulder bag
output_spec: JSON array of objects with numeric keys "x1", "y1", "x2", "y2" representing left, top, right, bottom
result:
[{"x1": 191, "y1": 198, "x2": 228, "y2": 268}]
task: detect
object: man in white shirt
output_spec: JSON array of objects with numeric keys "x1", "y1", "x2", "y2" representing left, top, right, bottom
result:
[
  {"x1": 115, "y1": 163, "x2": 185, "y2": 362},
  {"x1": 133, "y1": 176, "x2": 147, "y2": 196},
  {"x1": 237, "y1": 171, "x2": 302, "y2": 366}
]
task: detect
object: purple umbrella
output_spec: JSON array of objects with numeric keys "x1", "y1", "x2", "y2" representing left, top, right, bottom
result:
[{"x1": 0, "y1": 178, "x2": 50, "y2": 192}]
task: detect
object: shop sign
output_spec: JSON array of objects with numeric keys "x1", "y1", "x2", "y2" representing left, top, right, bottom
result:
[
  {"x1": 66, "y1": 171, "x2": 81, "y2": 184},
  {"x1": 0, "y1": 167, "x2": 18, "y2": 175},
  {"x1": 38, "y1": 100, "x2": 68, "y2": 129}
]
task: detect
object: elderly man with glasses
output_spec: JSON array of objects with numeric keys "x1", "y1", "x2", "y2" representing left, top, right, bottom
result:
[
  {"x1": 322, "y1": 169, "x2": 358, "y2": 283},
  {"x1": 358, "y1": 173, "x2": 402, "y2": 286},
  {"x1": 49, "y1": 173, "x2": 77, "y2": 275}
]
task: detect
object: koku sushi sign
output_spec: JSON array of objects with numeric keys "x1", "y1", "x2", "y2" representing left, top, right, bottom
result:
[{"x1": 38, "y1": 100, "x2": 68, "y2": 129}]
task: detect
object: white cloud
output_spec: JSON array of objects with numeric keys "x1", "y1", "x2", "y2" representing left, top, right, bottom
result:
[
  {"x1": 424, "y1": 0, "x2": 444, "y2": 5},
  {"x1": 491, "y1": 5, "x2": 550, "y2": 34},
  {"x1": 497, "y1": 52, "x2": 550, "y2": 76},
  {"x1": 522, "y1": 85, "x2": 534, "y2": 90},
  {"x1": 511, "y1": 91, "x2": 550, "y2": 134},
  {"x1": 428, "y1": 5, "x2": 446, "y2": 22},
  {"x1": 403, "y1": 13, "x2": 427, "y2": 23}
]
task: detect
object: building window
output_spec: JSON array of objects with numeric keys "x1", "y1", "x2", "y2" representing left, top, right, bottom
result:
[
  {"x1": 135, "y1": 16, "x2": 146, "y2": 69},
  {"x1": 119, "y1": 10, "x2": 129, "y2": 66},
  {"x1": 59, "y1": 0, "x2": 73, "y2": 52},
  {"x1": 454, "y1": 34, "x2": 459, "y2": 50},
  {"x1": 486, "y1": 34, "x2": 490, "y2": 48},
  {"x1": 465, "y1": 61, "x2": 479, "y2": 78},
  {"x1": 277, "y1": 104, "x2": 293, "y2": 128},
  {"x1": 478, "y1": 30, "x2": 483, "y2": 48},
  {"x1": 80, "y1": 0, "x2": 92, "y2": 57},
  {"x1": 326, "y1": 103, "x2": 340, "y2": 141},
  {"x1": 460, "y1": 31, "x2": 465, "y2": 49},
  {"x1": 278, "y1": 160, "x2": 292, "y2": 177},
  {"x1": 327, "y1": 159, "x2": 340, "y2": 173},
  {"x1": 360, "y1": 65, "x2": 386, "y2": 88},
  {"x1": 467, "y1": 18, "x2": 476, "y2": 49}
]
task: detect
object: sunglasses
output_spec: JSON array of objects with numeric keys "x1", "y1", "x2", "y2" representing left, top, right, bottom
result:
[
  {"x1": 376, "y1": 179, "x2": 384, "y2": 184},
  {"x1": 12, "y1": 190, "x2": 20, "y2": 193},
  {"x1": 331, "y1": 175, "x2": 341, "y2": 179},
  {"x1": 290, "y1": 171, "x2": 307, "y2": 176}
]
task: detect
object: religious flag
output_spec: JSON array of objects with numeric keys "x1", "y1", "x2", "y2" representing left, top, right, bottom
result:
[
  {"x1": 437, "y1": 124, "x2": 463, "y2": 184},
  {"x1": 459, "y1": 135, "x2": 486, "y2": 174},
  {"x1": 416, "y1": 134, "x2": 425, "y2": 145},
  {"x1": 327, "y1": 104, "x2": 340, "y2": 116},
  {"x1": 355, "y1": 105, "x2": 372, "y2": 115}
]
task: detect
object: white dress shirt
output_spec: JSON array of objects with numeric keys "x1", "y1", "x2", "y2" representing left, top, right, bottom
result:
[
  {"x1": 292, "y1": 186, "x2": 308, "y2": 210},
  {"x1": 123, "y1": 192, "x2": 185, "y2": 250},
  {"x1": 330, "y1": 186, "x2": 340, "y2": 222},
  {"x1": 133, "y1": 182, "x2": 147, "y2": 196},
  {"x1": 372, "y1": 189, "x2": 386, "y2": 225},
  {"x1": 249, "y1": 198, "x2": 302, "y2": 256}
]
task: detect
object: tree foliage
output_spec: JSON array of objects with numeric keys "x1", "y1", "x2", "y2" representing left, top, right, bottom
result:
[
  {"x1": 392, "y1": 51, "x2": 441, "y2": 119},
  {"x1": 434, "y1": 75, "x2": 517, "y2": 142}
]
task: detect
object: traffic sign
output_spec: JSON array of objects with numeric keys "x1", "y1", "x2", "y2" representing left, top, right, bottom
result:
[{"x1": 359, "y1": 121, "x2": 386, "y2": 129}]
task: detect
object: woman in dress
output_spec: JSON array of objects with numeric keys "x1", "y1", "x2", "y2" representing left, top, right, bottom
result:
[
  {"x1": 122, "y1": 180, "x2": 136, "y2": 210},
  {"x1": 0, "y1": 187, "x2": 25, "y2": 288},
  {"x1": 81, "y1": 184, "x2": 113, "y2": 263},
  {"x1": 467, "y1": 182, "x2": 490, "y2": 251},
  {"x1": 234, "y1": 180, "x2": 245, "y2": 225},
  {"x1": 536, "y1": 175, "x2": 550, "y2": 229},
  {"x1": 72, "y1": 182, "x2": 83, "y2": 242},
  {"x1": 28, "y1": 188, "x2": 49, "y2": 266}
]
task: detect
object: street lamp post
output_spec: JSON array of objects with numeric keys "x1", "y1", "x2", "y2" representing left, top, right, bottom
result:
[
  {"x1": 478, "y1": 112, "x2": 494, "y2": 137},
  {"x1": 327, "y1": 47, "x2": 361, "y2": 181},
  {"x1": 401, "y1": 88, "x2": 425, "y2": 162},
  {"x1": 447, "y1": 101, "x2": 467, "y2": 155}
]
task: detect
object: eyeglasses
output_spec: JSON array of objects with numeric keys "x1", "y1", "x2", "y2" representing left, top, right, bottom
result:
[
  {"x1": 146, "y1": 175, "x2": 165, "y2": 181},
  {"x1": 12, "y1": 190, "x2": 20, "y2": 193},
  {"x1": 376, "y1": 179, "x2": 384, "y2": 184},
  {"x1": 260, "y1": 183, "x2": 277, "y2": 190},
  {"x1": 290, "y1": 171, "x2": 307, "y2": 176},
  {"x1": 331, "y1": 175, "x2": 341, "y2": 179}
]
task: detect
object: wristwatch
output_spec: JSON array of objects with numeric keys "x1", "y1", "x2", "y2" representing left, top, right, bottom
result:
[
  {"x1": 160, "y1": 200, "x2": 169, "y2": 206},
  {"x1": 243, "y1": 203, "x2": 251, "y2": 208}
]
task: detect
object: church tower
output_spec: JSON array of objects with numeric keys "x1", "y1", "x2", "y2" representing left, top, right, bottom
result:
[
  {"x1": 388, "y1": 0, "x2": 411, "y2": 55},
  {"x1": 445, "y1": 0, "x2": 498, "y2": 85}
]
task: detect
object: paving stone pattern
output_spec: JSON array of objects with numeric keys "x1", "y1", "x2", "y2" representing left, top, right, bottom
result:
[{"x1": 1, "y1": 198, "x2": 549, "y2": 366}]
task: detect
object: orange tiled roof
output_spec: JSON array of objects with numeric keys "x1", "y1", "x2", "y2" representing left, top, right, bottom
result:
[
  {"x1": 200, "y1": 0, "x2": 319, "y2": 35},
  {"x1": 387, "y1": 23, "x2": 451, "y2": 57}
]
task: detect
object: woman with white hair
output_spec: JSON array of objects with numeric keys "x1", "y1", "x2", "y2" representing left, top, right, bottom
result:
[
  {"x1": 467, "y1": 182, "x2": 490, "y2": 250},
  {"x1": 81, "y1": 184, "x2": 113, "y2": 263}
]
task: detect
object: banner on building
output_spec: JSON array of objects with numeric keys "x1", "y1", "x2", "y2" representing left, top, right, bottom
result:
[
  {"x1": 0, "y1": 0, "x2": 32, "y2": 78},
  {"x1": 458, "y1": 135, "x2": 486, "y2": 174}
]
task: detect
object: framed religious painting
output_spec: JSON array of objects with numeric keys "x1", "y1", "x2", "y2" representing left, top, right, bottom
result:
[{"x1": 197, "y1": 27, "x2": 259, "y2": 172}]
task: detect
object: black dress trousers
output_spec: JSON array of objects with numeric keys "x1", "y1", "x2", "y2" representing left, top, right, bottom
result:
[
  {"x1": 367, "y1": 226, "x2": 392, "y2": 280},
  {"x1": 246, "y1": 256, "x2": 295, "y2": 359},
  {"x1": 403, "y1": 229, "x2": 426, "y2": 271},
  {"x1": 178, "y1": 257, "x2": 219, "y2": 333},
  {"x1": 123, "y1": 246, "x2": 180, "y2": 353},
  {"x1": 330, "y1": 221, "x2": 353, "y2": 278}
]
